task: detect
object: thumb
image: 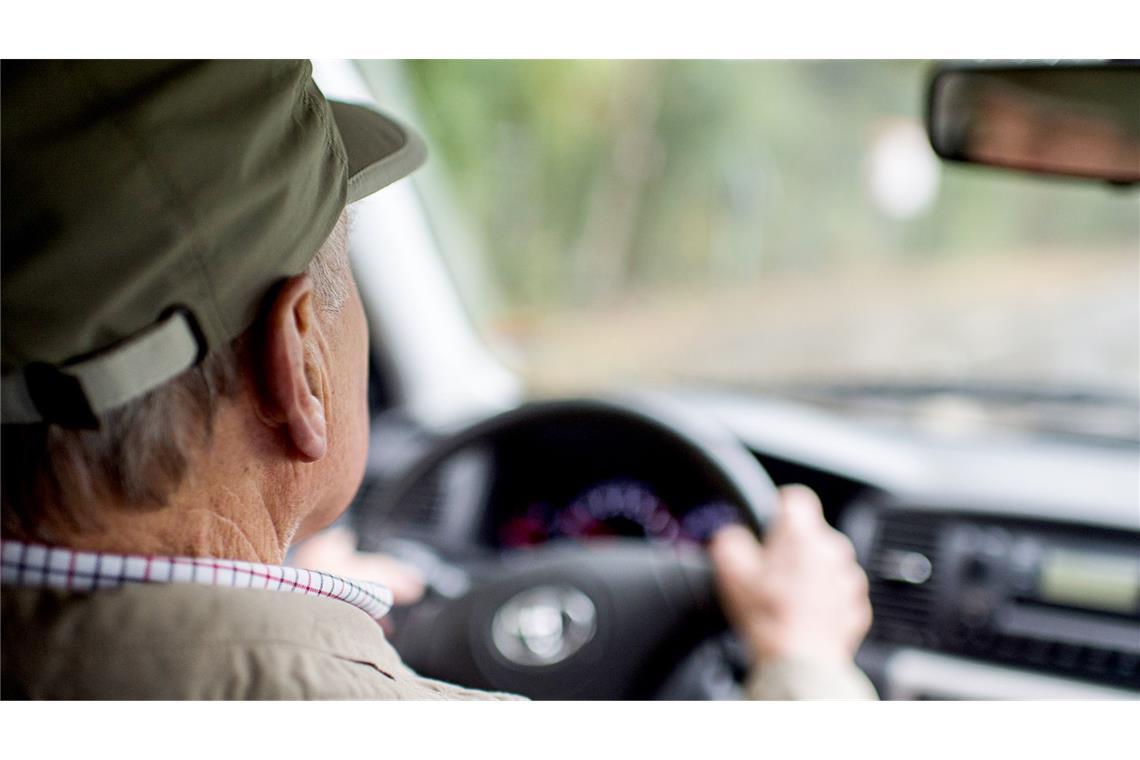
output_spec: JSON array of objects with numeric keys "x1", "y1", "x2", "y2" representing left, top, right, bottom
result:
[{"x1": 774, "y1": 484, "x2": 826, "y2": 535}]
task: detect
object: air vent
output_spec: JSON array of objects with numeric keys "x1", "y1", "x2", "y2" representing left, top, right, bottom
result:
[{"x1": 867, "y1": 511, "x2": 943, "y2": 648}]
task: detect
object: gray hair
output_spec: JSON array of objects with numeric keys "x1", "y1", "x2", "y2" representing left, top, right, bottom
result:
[{"x1": 1, "y1": 211, "x2": 352, "y2": 539}]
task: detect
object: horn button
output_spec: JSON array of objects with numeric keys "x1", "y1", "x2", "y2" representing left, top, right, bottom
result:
[{"x1": 491, "y1": 585, "x2": 598, "y2": 666}]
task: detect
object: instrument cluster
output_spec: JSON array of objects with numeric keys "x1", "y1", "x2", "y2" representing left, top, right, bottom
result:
[{"x1": 496, "y1": 478, "x2": 744, "y2": 549}]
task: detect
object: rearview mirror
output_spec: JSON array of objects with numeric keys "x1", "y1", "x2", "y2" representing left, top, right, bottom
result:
[{"x1": 926, "y1": 62, "x2": 1140, "y2": 185}]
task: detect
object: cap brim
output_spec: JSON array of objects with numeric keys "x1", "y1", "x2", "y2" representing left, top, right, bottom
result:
[{"x1": 329, "y1": 100, "x2": 428, "y2": 204}]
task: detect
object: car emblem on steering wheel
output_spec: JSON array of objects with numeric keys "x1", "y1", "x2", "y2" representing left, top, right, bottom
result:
[{"x1": 491, "y1": 585, "x2": 598, "y2": 667}]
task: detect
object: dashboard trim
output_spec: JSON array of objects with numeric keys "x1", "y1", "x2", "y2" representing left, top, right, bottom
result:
[
  {"x1": 679, "y1": 391, "x2": 1140, "y2": 533},
  {"x1": 883, "y1": 648, "x2": 1139, "y2": 700}
]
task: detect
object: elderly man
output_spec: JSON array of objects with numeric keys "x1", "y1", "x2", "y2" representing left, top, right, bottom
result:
[{"x1": 0, "y1": 60, "x2": 875, "y2": 700}]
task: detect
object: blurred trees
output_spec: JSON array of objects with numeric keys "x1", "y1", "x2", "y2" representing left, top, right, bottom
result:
[{"x1": 389, "y1": 61, "x2": 1138, "y2": 316}]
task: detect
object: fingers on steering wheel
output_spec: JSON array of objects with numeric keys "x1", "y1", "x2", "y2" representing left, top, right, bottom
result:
[
  {"x1": 774, "y1": 484, "x2": 826, "y2": 534},
  {"x1": 709, "y1": 525, "x2": 766, "y2": 583}
]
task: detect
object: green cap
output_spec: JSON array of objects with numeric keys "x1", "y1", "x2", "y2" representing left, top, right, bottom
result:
[{"x1": 1, "y1": 60, "x2": 426, "y2": 427}]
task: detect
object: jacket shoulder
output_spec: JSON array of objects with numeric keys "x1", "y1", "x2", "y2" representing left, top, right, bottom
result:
[{"x1": 2, "y1": 583, "x2": 517, "y2": 700}]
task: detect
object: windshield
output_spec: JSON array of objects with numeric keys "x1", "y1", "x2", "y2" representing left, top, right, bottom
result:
[{"x1": 358, "y1": 60, "x2": 1139, "y2": 437}]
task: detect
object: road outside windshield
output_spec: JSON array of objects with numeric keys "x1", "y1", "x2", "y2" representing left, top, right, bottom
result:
[{"x1": 360, "y1": 61, "x2": 1138, "y2": 430}]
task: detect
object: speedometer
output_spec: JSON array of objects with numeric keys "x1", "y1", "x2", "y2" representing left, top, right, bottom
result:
[
  {"x1": 556, "y1": 480, "x2": 681, "y2": 543},
  {"x1": 497, "y1": 479, "x2": 747, "y2": 549}
]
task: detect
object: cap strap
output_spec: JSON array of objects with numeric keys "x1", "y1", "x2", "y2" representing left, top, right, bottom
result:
[{"x1": 1, "y1": 310, "x2": 203, "y2": 428}]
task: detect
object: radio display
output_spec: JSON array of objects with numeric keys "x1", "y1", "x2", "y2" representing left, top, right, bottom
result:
[{"x1": 1039, "y1": 550, "x2": 1140, "y2": 616}]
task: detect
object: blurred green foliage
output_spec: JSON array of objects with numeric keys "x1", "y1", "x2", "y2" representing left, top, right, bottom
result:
[{"x1": 394, "y1": 61, "x2": 1138, "y2": 313}]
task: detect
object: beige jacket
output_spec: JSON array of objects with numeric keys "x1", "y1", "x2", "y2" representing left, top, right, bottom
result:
[{"x1": 1, "y1": 583, "x2": 876, "y2": 700}]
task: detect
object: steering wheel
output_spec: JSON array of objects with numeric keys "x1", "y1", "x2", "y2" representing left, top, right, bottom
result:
[{"x1": 375, "y1": 394, "x2": 779, "y2": 699}]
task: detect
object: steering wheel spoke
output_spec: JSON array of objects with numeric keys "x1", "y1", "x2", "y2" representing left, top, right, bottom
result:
[{"x1": 392, "y1": 540, "x2": 727, "y2": 699}]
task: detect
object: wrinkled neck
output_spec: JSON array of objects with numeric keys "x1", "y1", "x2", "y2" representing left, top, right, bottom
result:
[{"x1": 10, "y1": 408, "x2": 306, "y2": 565}]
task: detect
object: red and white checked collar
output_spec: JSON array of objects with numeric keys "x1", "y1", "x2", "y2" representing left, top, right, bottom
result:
[{"x1": 0, "y1": 539, "x2": 393, "y2": 622}]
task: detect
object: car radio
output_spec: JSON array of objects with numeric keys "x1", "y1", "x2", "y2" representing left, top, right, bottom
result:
[{"x1": 937, "y1": 522, "x2": 1140, "y2": 657}]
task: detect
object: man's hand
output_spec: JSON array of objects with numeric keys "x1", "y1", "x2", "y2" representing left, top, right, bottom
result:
[
  {"x1": 290, "y1": 526, "x2": 426, "y2": 606},
  {"x1": 708, "y1": 485, "x2": 872, "y2": 665}
]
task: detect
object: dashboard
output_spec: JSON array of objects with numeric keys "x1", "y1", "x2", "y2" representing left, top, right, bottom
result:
[{"x1": 356, "y1": 390, "x2": 1140, "y2": 699}]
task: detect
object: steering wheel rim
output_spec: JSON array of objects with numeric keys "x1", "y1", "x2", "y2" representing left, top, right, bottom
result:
[
  {"x1": 375, "y1": 393, "x2": 778, "y2": 533},
  {"x1": 377, "y1": 393, "x2": 778, "y2": 699}
]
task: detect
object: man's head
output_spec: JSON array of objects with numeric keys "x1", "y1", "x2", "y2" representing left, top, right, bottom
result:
[{"x1": 0, "y1": 61, "x2": 425, "y2": 559}]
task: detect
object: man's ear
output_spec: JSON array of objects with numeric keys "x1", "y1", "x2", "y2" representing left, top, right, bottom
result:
[{"x1": 256, "y1": 273, "x2": 327, "y2": 462}]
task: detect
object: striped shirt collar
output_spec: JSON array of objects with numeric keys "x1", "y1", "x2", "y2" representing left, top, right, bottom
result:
[{"x1": 0, "y1": 539, "x2": 393, "y2": 622}]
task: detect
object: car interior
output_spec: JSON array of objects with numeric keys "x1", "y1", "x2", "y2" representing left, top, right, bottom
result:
[{"x1": 308, "y1": 60, "x2": 1140, "y2": 700}]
